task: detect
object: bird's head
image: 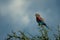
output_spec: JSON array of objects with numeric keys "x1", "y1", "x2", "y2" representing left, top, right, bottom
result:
[{"x1": 35, "y1": 12, "x2": 40, "y2": 17}]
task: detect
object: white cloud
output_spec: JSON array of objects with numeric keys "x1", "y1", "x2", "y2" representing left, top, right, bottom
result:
[
  {"x1": 21, "y1": 15, "x2": 30, "y2": 25},
  {"x1": 3, "y1": 0, "x2": 31, "y2": 25},
  {"x1": 9, "y1": 0, "x2": 31, "y2": 25}
]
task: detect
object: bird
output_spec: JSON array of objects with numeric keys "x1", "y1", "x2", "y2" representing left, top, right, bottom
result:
[{"x1": 35, "y1": 12, "x2": 49, "y2": 29}]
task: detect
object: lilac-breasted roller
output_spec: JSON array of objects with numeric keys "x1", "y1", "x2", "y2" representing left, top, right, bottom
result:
[{"x1": 35, "y1": 13, "x2": 49, "y2": 29}]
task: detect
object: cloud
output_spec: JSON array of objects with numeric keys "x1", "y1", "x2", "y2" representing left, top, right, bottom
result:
[
  {"x1": 1, "y1": 0, "x2": 31, "y2": 25},
  {"x1": 21, "y1": 15, "x2": 30, "y2": 25}
]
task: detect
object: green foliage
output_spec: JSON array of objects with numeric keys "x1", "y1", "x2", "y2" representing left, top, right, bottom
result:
[{"x1": 6, "y1": 25, "x2": 60, "y2": 40}]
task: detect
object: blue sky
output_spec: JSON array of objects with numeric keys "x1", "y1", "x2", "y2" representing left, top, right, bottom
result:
[{"x1": 0, "y1": 0, "x2": 60, "y2": 40}]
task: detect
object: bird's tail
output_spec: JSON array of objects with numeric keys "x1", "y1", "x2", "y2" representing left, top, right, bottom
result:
[
  {"x1": 45, "y1": 25, "x2": 52, "y2": 31},
  {"x1": 42, "y1": 22, "x2": 49, "y2": 29},
  {"x1": 45, "y1": 25, "x2": 49, "y2": 29}
]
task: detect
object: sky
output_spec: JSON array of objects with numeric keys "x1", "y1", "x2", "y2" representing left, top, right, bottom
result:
[{"x1": 0, "y1": 0, "x2": 60, "y2": 40}]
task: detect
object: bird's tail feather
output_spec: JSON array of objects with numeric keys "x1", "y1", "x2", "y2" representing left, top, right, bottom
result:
[{"x1": 45, "y1": 25, "x2": 52, "y2": 31}]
